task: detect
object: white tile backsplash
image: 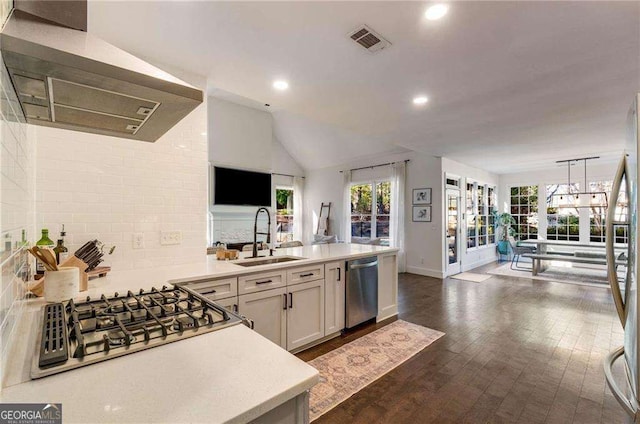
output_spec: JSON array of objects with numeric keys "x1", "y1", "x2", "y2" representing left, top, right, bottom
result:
[
  {"x1": 0, "y1": 8, "x2": 36, "y2": 388},
  {"x1": 35, "y1": 101, "x2": 209, "y2": 271}
]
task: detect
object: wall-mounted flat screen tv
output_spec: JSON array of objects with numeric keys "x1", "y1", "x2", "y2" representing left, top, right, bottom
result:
[{"x1": 214, "y1": 166, "x2": 272, "y2": 207}]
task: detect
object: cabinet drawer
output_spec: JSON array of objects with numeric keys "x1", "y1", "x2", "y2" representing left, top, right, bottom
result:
[
  {"x1": 179, "y1": 277, "x2": 237, "y2": 301},
  {"x1": 238, "y1": 270, "x2": 286, "y2": 295},
  {"x1": 287, "y1": 264, "x2": 325, "y2": 286}
]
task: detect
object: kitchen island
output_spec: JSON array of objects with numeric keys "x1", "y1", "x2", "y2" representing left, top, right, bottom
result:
[{"x1": 1, "y1": 243, "x2": 398, "y2": 423}]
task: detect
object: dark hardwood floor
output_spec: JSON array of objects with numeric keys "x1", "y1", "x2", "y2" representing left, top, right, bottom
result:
[{"x1": 297, "y1": 262, "x2": 628, "y2": 423}]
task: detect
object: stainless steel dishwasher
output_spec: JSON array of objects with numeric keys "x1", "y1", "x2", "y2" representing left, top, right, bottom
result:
[{"x1": 345, "y1": 256, "x2": 378, "y2": 329}]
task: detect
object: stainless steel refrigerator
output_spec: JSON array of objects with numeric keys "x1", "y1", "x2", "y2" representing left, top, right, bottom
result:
[{"x1": 605, "y1": 93, "x2": 640, "y2": 423}]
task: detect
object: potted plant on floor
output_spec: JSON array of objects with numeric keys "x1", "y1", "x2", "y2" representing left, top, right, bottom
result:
[{"x1": 494, "y1": 212, "x2": 515, "y2": 258}]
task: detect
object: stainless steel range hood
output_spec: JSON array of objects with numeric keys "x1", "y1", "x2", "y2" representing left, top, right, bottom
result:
[{"x1": 0, "y1": 4, "x2": 203, "y2": 142}]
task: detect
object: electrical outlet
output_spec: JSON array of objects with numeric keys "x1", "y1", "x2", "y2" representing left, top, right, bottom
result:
[
  {"x1": 160, "y1": 231, "x2": 182, "y2": 246},
  {"x1": 420, "y1": 257, "x2": 424, "y2": 265},
  {"x1": 133, "y1": 233, "x2": 144, "y2": 249}
]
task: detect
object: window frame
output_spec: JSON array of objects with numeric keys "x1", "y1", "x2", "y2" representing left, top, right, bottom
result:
[
  {"x1": 466, "y1": 181, "x2": 496, "y2": 250},
  {"x1": 350, "y1": 179, "x2": 391, "y2": 241},
  {"x1": 545, "y1": 183, "x2": 580, "y2": 242},
  {"x1": 275, "y1": 185, "x2": 294, "y2": 244},
  {"x1": 509, "y1": 185, "x2": 539, "y2": 241}
]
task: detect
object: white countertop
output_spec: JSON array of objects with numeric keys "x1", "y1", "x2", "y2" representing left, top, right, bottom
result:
[
  {"x1": 61, "y1": 243, "x2": 397, "y2": 301},
  {"x1": 1, "y1": 244, "x2": 397, "y2": 423},
  {"x1": 1, "y1": 324, "x2": 318, "y2": 423}
]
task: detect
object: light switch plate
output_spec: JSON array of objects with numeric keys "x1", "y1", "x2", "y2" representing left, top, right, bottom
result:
[{"x1": 160, "y1": 231, "x2": 182, "y2": 246}]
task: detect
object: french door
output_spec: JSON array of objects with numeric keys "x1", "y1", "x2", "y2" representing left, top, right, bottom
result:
[{"x1": 446, "y1": 189, "x2": 462, "y2": 275}]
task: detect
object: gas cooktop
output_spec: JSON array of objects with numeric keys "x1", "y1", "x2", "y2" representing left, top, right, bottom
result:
[{"x1": 32, "y1": 285, "x2": 247, "y2": 379}]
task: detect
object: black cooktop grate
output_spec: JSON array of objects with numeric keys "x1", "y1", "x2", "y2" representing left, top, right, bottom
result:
[{"x1": 39, "y1": 303, "x2": 69, "y2": 368}]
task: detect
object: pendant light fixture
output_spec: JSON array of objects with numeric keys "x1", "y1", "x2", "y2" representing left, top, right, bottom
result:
[{"x1": 550, "y1": 156, "x2": 608, "y2": 208}]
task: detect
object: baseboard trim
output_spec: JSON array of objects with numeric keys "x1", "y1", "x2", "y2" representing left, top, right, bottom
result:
[{"x1": 406, "y1": 266, "x2": 444, "y2": 279}]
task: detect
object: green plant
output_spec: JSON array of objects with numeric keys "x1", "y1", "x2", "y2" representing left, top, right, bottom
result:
[{"x1": 493, "y1": 212, "x2": 516, "y2": 241}]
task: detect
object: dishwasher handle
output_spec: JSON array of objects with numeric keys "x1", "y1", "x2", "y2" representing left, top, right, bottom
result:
[{"x1": 349, "y1": 261, "x2": 378, "y2": 270}]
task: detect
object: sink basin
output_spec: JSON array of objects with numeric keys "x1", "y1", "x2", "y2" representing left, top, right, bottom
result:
[{"x1": 235, "y1": 256, "x2": 304, "y2": 267}]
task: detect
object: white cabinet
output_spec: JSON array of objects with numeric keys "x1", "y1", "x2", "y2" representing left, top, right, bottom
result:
[
  {"x1": 377, "y1": 253, "x2": 398, "y2": 321},
  {"x1": 238, "y1": 278, "x2": 326, "y2": 351},
  {"x1": 214, "y1": 296, "x2": 238, "y2": 314},
  {"x1": 287, "y1": 280, "x2": 325, "y2": 351},
  {"x1": 324, "y1": 261, "x2": 345, "y2": 335},
  {"x1": 238, "y1": 288, "x2": 287, "y2": 349}
]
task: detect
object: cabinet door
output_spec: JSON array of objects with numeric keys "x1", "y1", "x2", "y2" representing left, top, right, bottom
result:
[
  {"x1": 324, "y1": 261, "x2": 345, "y2": 335},
  {"x1": 377, "y1": 253, "x2": 398, "y2": 321},
  {"x1": 213, "y1": 296, "x2": 238, "y2": 314},
  {"x1": 287, "y1": 280, "x2": 325, "y2": 351},
  {"x1": 238, "y1": 288, "x2": 287, "y2": 349}
]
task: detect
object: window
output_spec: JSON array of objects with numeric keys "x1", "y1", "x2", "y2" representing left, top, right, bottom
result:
[
  {"x1": 275, "y1": 187, "x2": 294, "y2": 243},
  {"x1": 488, "y1": 187, "x2": 496, "y2": 244},
  {"x1": 466, "y1": 182, "x2": 496, "y2": 248},
  {"x1": 510, "y1": 186, "x2": 538, "y2": 240},
  {"x1": 589, "y1": 181, "x2": 610, "y2": 243},
  {"x1": 477, "y1": 185, "x2": 487, "y2": 246},
  {"x1": 546, "y1": 184, "x2": 579, "y2": 241},
  {"x1": 350, "y1": 181, "x2": 390, "y2": 241},
  {"x1": 466, "y1": 183, "x2": 476, "y2": 249},
  {"x1": 589, "y1": 180, "x2": 629, "y2": 244}
]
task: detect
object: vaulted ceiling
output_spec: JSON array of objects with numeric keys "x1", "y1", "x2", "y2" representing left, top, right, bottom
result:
[{"x1": 89, "y1": 1, "x2": 639, "y2": 173}]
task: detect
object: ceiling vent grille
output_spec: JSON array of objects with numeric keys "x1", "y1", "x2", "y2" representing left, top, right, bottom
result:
[{"x1": 348, "y1": 25, "x2": 391, "y2": 53}]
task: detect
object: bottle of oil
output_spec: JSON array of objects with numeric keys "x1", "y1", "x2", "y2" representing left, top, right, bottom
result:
[
  {"x1": 35, "y1": 229, "x2": 54, "y2": 275},
  {"x1": 53, "y1": 225, "x2": 69, "y2": 265},
  {"x1": 54, "y1": 239, "x2": 68, "y2": 264}
]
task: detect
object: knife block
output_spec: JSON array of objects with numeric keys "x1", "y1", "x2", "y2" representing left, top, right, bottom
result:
[{"x1": 60, "y1": 256, "x2": 89, "y2": 292}]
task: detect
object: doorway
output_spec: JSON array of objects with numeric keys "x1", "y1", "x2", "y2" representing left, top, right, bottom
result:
[{"x1": 446, "y1": 188, "x2": 461, "y2": 275}]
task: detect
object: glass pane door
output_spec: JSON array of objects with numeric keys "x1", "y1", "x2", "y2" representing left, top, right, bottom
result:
[{"x1": 447, "y1": 189, "x2": 461, "y2": 273}]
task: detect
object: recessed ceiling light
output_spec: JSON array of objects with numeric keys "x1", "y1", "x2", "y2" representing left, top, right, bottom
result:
[
  {"x1": 413, "y1": 96, "x2": 429, "y2": 105},
  {"x1": 425, "y1": 4, "x2": 449, "y2": 20},
  {"x1": 273, "y1": 80, "x2": 289, "y2": 90}
]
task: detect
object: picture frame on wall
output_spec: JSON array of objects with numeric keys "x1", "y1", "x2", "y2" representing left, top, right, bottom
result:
[
  {"x1": 413, "y1": 188, "x2": 431, "y2": 205},
  {"x1": 413, "y1": 206, "x2": 431, "y2": 222}
]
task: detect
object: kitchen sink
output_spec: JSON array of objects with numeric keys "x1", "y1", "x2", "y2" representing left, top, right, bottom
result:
[{"x1": 235, "y1": 256, "x2": 305, "y2": 267}]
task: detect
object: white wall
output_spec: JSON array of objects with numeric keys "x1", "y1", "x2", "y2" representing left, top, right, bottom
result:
[
  {"x1": 405, "y1": 154, "x2": 443, "y2": 278},
  {"x1": 208, "y1": 97, "x2": 273, "y2": 172},
  {"x1": 207, "y1": 97, "x2": 305, "y2": 246}
]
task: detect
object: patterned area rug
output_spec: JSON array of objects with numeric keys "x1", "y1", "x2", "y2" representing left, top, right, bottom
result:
[{"x1": 307, "y1": 320, "x2": 445, "y2": 421}]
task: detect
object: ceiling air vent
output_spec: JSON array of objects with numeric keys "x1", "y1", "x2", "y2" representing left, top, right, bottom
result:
[{"x1": 348, "y1": 25, "x2": 391, "y2": 53}]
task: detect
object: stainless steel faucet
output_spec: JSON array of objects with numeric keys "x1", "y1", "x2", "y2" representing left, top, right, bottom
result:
[{"x1": 252, "y1": 207, "x2": 271, "y2": 258}]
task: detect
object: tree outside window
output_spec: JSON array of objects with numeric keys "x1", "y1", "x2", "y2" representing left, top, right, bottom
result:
[
  {"x1": 590, "y1": 180, "x2": 628, "y2": 243},
  {"x1": 351, "y1": 181, "x2": 390, "y2": 242},
  {"x1": 510, "y1": 186, "x2": 538, "y2": 240},
  {"x1": 546, "y1": 184, "x2": 579, "y2": 241},
  {"x1": 276, "y1": 188, "x2": 294, "y2": 242}
]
